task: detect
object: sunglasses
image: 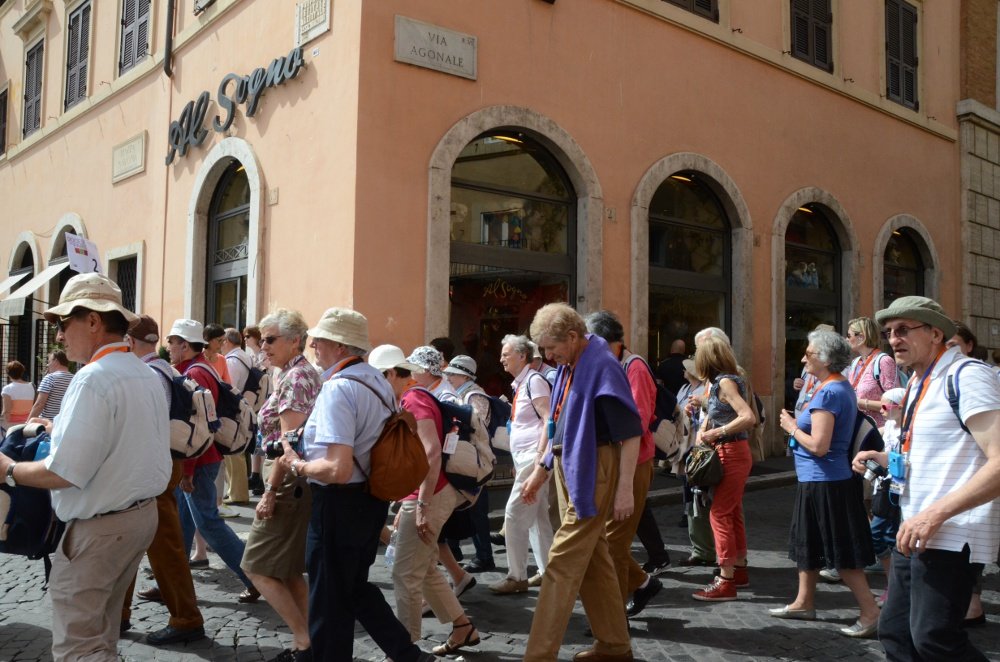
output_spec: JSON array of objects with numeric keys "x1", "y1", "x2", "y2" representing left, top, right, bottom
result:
[
  {"x1": 880, "y1": 323, "x2": 929, "y2": 340},
  {"x1": 54, "y1": 314, "x2": 78, "y2": 334},
  {"x1": 261, "y1": 335, "x2": 284, "y2": 345}
]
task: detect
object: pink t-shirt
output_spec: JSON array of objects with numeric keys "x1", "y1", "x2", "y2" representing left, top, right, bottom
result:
[
  {"x1": 624, "y1": 356, "x2": 656, "y2": 465},
  {"x1": 400, "y1": 387, "x2": 448, "y2": 498},
  {"x1": 849, "y1": 352, "x2": 898, "y2": 426},
  {"x1": 509, "y1": 367, "x2": 551, "y2": 454}
]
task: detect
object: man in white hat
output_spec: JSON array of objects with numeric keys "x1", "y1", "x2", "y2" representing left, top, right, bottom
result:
[
  {"x1": 0, "y1": 273, "x2": 171, "y2": 660},
  {"x1": 278, "y1": 310, "x2": 436, "y2": 661},
  {"x1": 855, "y1": 296, "x2": 1000, "y2": 660}
]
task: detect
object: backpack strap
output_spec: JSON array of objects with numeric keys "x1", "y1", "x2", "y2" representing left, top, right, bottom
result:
[
  {"x1": 333, "y1": 374, "x2": 398, "y2": 482},
  {"x1": 184, "y1": 360, "x2": 222, "y2": 384},
  {"x1": 945, "y1": 358, "x2": 985, "y2": 435},
  {"x1": 523, "y1": 370, "x2": 547, "y2": 419}
]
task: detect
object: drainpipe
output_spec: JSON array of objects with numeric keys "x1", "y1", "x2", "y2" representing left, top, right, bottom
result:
[{"x1": 163, "y1": 0, "x2": 175, "y2": 77}]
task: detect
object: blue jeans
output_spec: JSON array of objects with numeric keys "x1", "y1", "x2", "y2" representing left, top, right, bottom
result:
[
  {"x1": 177, "y1": 461, "x2": 252, "y2": 589},
  {"x1": 880, "y1": 546, "x2": 987, "y2": 661},
  {"x1": 870, "y1": 512, "x2": 899, "y2": 559}
]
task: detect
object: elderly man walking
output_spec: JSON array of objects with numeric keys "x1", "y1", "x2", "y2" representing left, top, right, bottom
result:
[
  {"x1": 855, "y1": 296, "x2": 1000, "y2": 660},
  {"x1": 0, "y1": 274, "x2": 171, "y2": 661},
  {"x1": 521, "y1": 303, "x2": 642, "y2": 662}
]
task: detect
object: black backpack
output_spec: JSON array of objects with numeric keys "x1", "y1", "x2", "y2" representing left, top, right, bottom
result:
[
  {"x1": 0, "y1": 424, "x2": 66, "y2": 580},
  {"x1": 624, "y1": 355, "x2": 679, "y2": 425}
]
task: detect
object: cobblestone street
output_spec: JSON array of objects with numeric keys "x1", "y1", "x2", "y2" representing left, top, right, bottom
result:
[{"x1": 0, "y1": 477, "x2": 997, "y2": 661}]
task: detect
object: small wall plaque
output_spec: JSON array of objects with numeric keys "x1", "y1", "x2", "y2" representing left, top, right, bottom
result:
[
  {"x1": 394, "y1": 15, "x2": 477, "y2": 81},
  {"x1": 112, "y1": 131, "x2": 146, "y2": 183},
  {"x1": 296, "y1": 0, "x2": 331, "y2": 47}
]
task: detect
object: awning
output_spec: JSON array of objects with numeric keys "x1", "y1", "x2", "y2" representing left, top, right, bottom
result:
[
  {"x1": 0, "y1": 272, "x2": 27, "y2": 298},
  {"x1": 0, "y1": 263, "x2": 71, "y2": 318}
]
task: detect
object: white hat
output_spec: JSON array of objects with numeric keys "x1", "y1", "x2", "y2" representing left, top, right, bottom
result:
[
  {"x1": 308, "y1": 307, "x2": 371, "y2": 352},
  {"x1": 43, "y1": 273, "x2": 139, "y2": 324},
  {"x1": 369, "y1": 344, "x2": 422, "y2": 372},
  {"x1": 406, "y1": 346, "x2": 444, "y2": 377},
  {"x1": 167, "y1": 319, "x2": 205, "y2": 344},
  {"x1": 443, "y1": 355, "x2": 477, "y2": 380}
]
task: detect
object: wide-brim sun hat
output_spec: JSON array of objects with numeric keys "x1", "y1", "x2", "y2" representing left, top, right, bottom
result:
[
  {"x1": 167, "y1": 319, "x2": 205, "y2": 344},
  {"x1": 369, "y1": 344, "x2": 422, "y2": 372},
  {"x1": 682, "y1": 358, "x2": 701, "y2": 379},
  {"x1": 308, "y1": 307, "x2": 371, "y2": 352},
  {"x1": 43, "y1": 272, "x2": 139, "y2": 324},
  {"x1": 874, "y1": 296, "x2": 956, "y2": 339},
  {"x1": 406, "y1": 346, "x2": 444, "y2": 377},
  {"x1": 443, "y1": 354, "x2": 477, "y2": 380}
]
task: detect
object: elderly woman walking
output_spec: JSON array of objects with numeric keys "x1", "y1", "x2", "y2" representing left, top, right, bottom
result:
[
  {"x1": 773, "y1": 329, "x2": 879, "y2": 637},
  {"x1": 241, "y1": 309, "x2": 323, "y2": 661}
]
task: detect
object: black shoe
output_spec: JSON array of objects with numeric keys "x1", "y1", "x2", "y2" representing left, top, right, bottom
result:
[
  {"x1": 641, "y1": 556, "x2": 671, "y2": 576},
  {"x1": 268, "y1": 651, "x2": 294, "y2": 662},
  {"x1": 490, "y1": 532, "x2": 506, "y2": 547},
  {"x1": 120, "y1": 620, "x2": 131, "y2": 634},
  {"x1": 249, "y1": 473, "x2": 265, "y2": 496},
  {"x1": 625, "y1": 576, "x2": 662, "y2": 617},
  {"x1": 462, "y1": 558, "x2": 496, "y2": 573},
  {"x1": 677, "y1": 514, "x2": 688, "y2": 528},
  {"x1": 294, "y1": 648, "x2": 313, "y2": 661},
  {"x1": 147, "y1": 625, "x2": 206, "y2": 646}
]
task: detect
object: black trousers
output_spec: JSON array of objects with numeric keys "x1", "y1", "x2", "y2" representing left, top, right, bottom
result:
[
  {"x1": 880, "y1": 545, "x2": 987, "y2": 661},
  {"x1": 306, "y1": 485, "x2": 422, "y2": 662},
  {"x1": 635, "y1": 501, "x2": 670, "y2": 562}
]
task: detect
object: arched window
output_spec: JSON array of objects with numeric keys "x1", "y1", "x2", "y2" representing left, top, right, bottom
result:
[
  {"x1": 206, "y1": 162, "x2": 250, "y2": 329},
  {"x1": 784, "y1": 205, "x2": 841, "y2": 408},
  {"x1": 648, "y1": 172, "x2": 731, "y2": 362},
  {"x1": 2, "y1": 247, "x2": 34, "y2": 384},
  {"x1": 449, "y1": 132, "x2": 576, "y2": 394},
  {"x1": 883, "y1": 227, "x2": 924, "y2": 305}
]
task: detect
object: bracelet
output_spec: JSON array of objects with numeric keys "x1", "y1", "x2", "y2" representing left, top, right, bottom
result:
[
  {"x1": 291, "y1": 460, "x2": 304, "y2": 477},
  {"x1": 790, "y1": 427, "x2": 798, "y2": 437},
  {"x1": 416, "y1": 499, "x2": 429, "y2": 509}
]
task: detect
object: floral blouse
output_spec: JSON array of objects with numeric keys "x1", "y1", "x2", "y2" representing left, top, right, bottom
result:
[{"x1": 257, "y1": 354, "x2": 323, "y2": 447}]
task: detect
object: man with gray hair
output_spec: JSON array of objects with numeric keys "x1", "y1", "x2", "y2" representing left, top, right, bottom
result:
[{"x1": 854, "y1": 296, "x2": 1000, "y2": 660}]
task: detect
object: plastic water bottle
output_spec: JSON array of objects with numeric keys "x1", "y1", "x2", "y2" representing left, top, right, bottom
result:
[
  {"x1": 384, "y1": 528, "x2": 398, "y2": 568},
  {"x1": 33, "y1": 437, "x2": 51, "y2": 461}
]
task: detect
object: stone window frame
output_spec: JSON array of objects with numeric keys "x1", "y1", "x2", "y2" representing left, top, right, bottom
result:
[
  {"x1": 106, "y1": 241, "x2": 145, "y2": 314},
  {"x1": 872, "y1": 214, "x2": 938, "y2": 310}
]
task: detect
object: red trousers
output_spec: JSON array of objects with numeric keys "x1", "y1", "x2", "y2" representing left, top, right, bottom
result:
[{"x1": 709, "y1": 440, "x2": 752, "y2": 566}]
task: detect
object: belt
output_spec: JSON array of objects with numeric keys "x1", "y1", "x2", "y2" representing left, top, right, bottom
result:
[
  {"x1": 312, "y1": 482, "x2": 366, "y2": 492},
  {"x1": 713, "y1": 434, "x2": 748, "y2": 446},
  {"x1": 95, "y1": 497, "x2": 154, "y2": 518},
  {"x1": 551, "y1": 440, "x2": 612, "y2": 457}
]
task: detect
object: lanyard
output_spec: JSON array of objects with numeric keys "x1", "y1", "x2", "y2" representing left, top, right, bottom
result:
[
  {"x1": 89, "y1": 343, "x2": 129, "y2": 363},
  {"x1": 900, "y1": 347, "x2": 947, "y2": 453},
  {"x1": 327, "y1": 356, "x2": 363, "y2": 380},
  {"x1": 552, "y1": 368, "x2": 574, "y2": 423},
  {"x1": 850, "y1": 352, "x2": 878, "y2": 389},
  {"x1": 808, "y1": 373, "x2": 845, "y2": 403}
]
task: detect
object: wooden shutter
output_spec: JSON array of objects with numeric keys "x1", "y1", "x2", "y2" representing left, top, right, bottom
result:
[
  {"x1": 120, "y1": 0, "x2": 137, "y2": 73},
  {"x1": 0, "y1": 89, "x2": 7, "y2": 155},
  {"x1": 66, "y1": 2, "x2": 90, "y2": 109},
  {"x1": 665, "y1": 0, "x2": 719, "y2": 23},
  {"x1": 886, "y1": 0, "x2": 917, "y2": 109},
  {"x1": 791, "y1": 0, "x2": 832, "y2": 72},
  {"x1": 135, "y1": 0, "x2": 152, "y2": 66},
  {"x1": 23, "y1": 41, "x2": 43, "y2": 137}
]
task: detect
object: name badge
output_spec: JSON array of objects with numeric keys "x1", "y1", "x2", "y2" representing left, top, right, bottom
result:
[{"x1": 443, "y1": 431, "x2": 459, "y2": 455}]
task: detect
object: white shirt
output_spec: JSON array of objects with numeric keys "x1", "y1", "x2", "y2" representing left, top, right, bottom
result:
[
  {"x1": 225, "y1": 347, "x2": 253, "y2": 392},
  {"x1": 902, "y1": 346, "x2": 1000, "y2": 563},
  {"x1": 509, "y1": 366, "x2": 550, "y2": 454},
  {"x1": 44, "y1": 342, "x2": 172, "y2": 521}
]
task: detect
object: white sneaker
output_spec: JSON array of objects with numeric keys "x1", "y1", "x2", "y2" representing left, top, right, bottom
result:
[
  {"x1": 218, "y1": 504, "x2": 239, "y2": 519},
  {"x1": 819, "y1": 568, "x2": 841, "y2": 583}
]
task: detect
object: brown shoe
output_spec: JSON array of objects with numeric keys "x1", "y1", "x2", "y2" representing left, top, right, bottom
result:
[
  {"x1": 137, "y1": 586, "x2": 164, "y2": 603},
  {"x1": 238, "y1": 587, "x2": 261, "y2": 604},
  {"x1": 489, "y1": 576, "x2": 529, "y2": 595},
  {"x1": 572, "y1": 648, "x2": 634, "y2": 661}
]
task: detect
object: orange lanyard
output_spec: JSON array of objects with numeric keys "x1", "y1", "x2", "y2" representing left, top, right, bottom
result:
[
  {"x1": 900, "y1": 347, "x2": 947, "y2": 453},
  {"x1": 327, "y1": 356, "x2": 363, "y2": 380},
  {"x1": 552, "y1": 369, "x2": 574, "y2": 423},
  {"x1": 806, "y1": 373, "x2": 845, "y2": 406},
  {"x1": 89, "y1": 344, "x2": 129, "y2": 363},
  {"x1": 850, "y1": 352, "x2": 878, "y2": 389}
]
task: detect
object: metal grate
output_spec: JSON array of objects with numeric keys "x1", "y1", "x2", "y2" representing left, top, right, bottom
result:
[
  {"x1": 115, "y1": 256, "x2": 138, "y2": 312},
  {"x1": 34, "y1": 318, "x2": 57, "y2": 387}
]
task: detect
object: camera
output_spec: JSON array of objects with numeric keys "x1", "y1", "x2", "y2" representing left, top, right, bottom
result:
[
  {"x1": 863, "y1": 459, "x2": 887, "y2": 482},
  {"x1": 263, "y1": 430, "x2": 300, "y2": 459}
]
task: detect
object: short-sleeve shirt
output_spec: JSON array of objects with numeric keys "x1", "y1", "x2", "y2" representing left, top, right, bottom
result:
[
  {"x1": 36, "y1": 370, "x2": 74, "y2": 419},
  {"x1": 300, "y1": 361, "x2": 395, "y2": 486},
  {"x1": 2, "y1": 381, "x2": 35, "y2": 424},
  {"x1": 225, "y1": 348, "x2": 253, "y2": 392},
  {"x1": 510, "y1": 367, "x2": 551, "y2": 454},
  {"x1": 903, "y1": 348, "x2": 1000, "y2": 563},
  {"x1": 258, "y1": 354, "x2": 322, "y2": 449},
  {"x1": 401, "y1": 387, "x2": 448, "y2": 498},
  {"x1": 848, "y1": 352, "x2": 898, "y2": 426},
  {"x1": 793, "y1": 379, "x2": 856, "y2": 482},
  {"x1": 44, "y1": 344, "x2": 171, "y2": 520},
  {"x1": 624, "y1": 354, "x2": 657, "y2": 464},
  {"x1": 551, "y1": 396, "x2": 643, "y2": 448}
]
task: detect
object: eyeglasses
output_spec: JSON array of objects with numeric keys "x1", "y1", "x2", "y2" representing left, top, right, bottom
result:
[
  {"x1": 881, "y1": 323, "x2": 930, "y2": 340},
  {"x1": 846, "y1": 331, "x2": 862, "y2": 339},
  {"x1": 261, "y1": 335, "x2": 284, "y2": 345},
  {"x1": 54, "y1": 314, "x2": 77, "y2": 334}
]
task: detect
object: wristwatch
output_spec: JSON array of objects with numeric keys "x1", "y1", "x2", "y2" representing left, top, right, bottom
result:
[
  {"x1": 290, "y1": 460, "x2": 304, "y2": 477},
  {"x1": 537, "y1": 461, "x2": 551, "y2": 472},
  {"x1": 5, "y1": 462, "x2": 16, "y2": 487},
  {"x1": 264, "y1": 483, "x2": 276, "y2": 493}
]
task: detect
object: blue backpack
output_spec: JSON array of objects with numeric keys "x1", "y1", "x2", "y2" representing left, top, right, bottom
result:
[{"x1": 0, "y1": 424, "x2": 66, "y2": 581}]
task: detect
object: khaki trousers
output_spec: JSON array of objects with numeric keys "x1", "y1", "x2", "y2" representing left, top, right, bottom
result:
[
  {"x1": 50, "y1": 500, "x2": 158, "y2": 661},
  {"x1": 606, "y1": 458, "x2": 653, "y2": 605},
  {"x1": 122, "y1": 460, "x2": 203, "y2": 630},
  {"x1": 391, "y1": 484, "x2": 464, "y2": 642},
  {"x1": 524, "y1": 445, "x2": 631, "y2": 661},
  {"x1": 224, "y1": 453, "x2": 249, "y2": 503}
]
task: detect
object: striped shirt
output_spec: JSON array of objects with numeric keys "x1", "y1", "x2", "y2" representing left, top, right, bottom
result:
[
  {"x1": 902, "y1": 347, "x2": 1000, "y2": 564},
  {"x1": 37, "y1": 370, "x2": 74, "y2": 420}
]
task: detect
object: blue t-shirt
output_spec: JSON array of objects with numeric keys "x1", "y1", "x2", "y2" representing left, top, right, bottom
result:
[{"x1": 793, "y1": 379, "x2": 856, "y2": 482}]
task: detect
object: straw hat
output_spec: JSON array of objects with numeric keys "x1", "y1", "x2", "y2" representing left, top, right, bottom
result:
[
  {"x1": 308, "y1": 307, "x2": 371, "y2": 352},
  {"x1": 43, "y1": 273, "x2": 139, "y2": 324}
]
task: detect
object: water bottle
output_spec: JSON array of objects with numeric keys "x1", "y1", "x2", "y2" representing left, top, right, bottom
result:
[
  {"x1": 33, "y1": 437, "x2": 51, "y2": 461},
  {"x1": 384, "y1": 528, "x2": 398, "y2": 568}
]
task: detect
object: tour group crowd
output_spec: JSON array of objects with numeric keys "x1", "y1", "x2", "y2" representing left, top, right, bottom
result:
[{"x1": 1, "y1": 272, "x2": 999, "y2": 662}]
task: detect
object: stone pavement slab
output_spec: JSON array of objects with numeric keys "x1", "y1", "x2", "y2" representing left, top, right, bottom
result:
[{"x1": 0, "y1": 483, "x2": 997, "y2": 660}]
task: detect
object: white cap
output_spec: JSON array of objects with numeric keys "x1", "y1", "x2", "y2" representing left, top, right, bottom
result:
[
  {"x1": 167, "y1": 319, "x2": 205, "y2": 344},
  {"x1": 369, "y1": 344, "x2": 422, "y2": 372}
]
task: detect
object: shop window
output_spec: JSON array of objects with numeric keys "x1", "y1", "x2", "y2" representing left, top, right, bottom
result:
[
  {"x1": 784, "y1": 205, "x2": 841, "y2": 408},
  {"x1": 113, "y1": 256, "x2": 138, "y2": 312},
  {"x1": 23, "y1": 40, "x2": 44, "y2": 137},
  {"x1": 206, "y1": 162, "x2": 250, "y2": 329},
  {"x1": 886, "y1": 0, "x2": 918, "y2": 110},
  {"x1": 0, "y1": 88, "x2": 7, "y2": 154},
  {"x1": 663, "y1": 0, "x2": 719, "y2": 22},
  {"x1": 65, "y1": 1, "x2": 91, "y2": 110},
  {"x1": 647, "y1": 172, "x2": 731, "y2": 365},
  {"x1": 119, "y1": 0, "x2": 151, "y2": 75},
  {"x1": 449, "y1": 132, "x2": 576, "y2": 395},
  {"x1": 883, "y1": 227, "x2": 924, "y2": 306},
  {"x1": 791, "y1": 0, "x2": 833, "y2": 72}
]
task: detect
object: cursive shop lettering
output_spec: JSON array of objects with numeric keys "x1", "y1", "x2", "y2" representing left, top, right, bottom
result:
[{"x1": 165, "y1": 92, "x2": 211, "y2": 166}]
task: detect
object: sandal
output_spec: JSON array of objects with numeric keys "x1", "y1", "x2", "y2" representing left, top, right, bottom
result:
[{"x1": 431, "y1": 620, "x2": 480, "y2": 656}]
